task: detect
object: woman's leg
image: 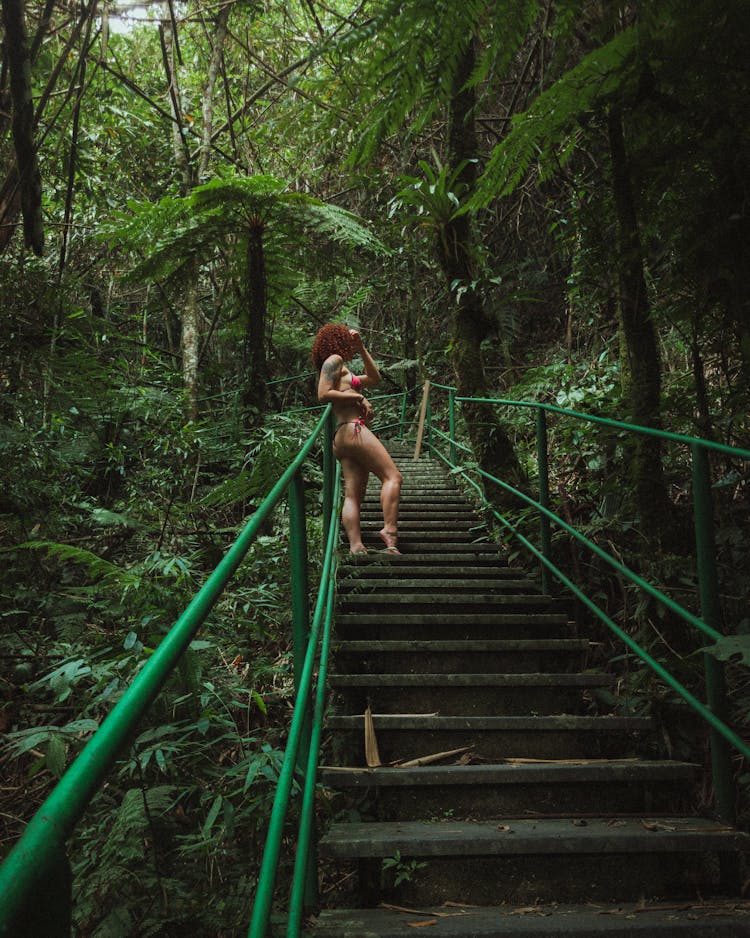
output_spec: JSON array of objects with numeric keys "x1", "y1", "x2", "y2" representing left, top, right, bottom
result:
[
  {"x1": 336, "y1": 425, "x2": 402, "y2": 550},
  {"x1": 338, "y1": 454, "x2": 369, "y2": 553}
]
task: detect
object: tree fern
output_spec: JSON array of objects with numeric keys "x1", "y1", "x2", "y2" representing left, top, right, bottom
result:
[
  {"x1": 107, "y1": 171, "x2": 385, "y2": 292},
  {"x1": 472, "y1": 26, "x2": 638, "y2": 206},
  {"x1": 311, "y1": 0, "x2": 539, "y2": 166}
]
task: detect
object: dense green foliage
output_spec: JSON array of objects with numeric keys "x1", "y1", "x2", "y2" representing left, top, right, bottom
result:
[{"x1": 2, "y1": 0, "x2": 750, "y2": 933}]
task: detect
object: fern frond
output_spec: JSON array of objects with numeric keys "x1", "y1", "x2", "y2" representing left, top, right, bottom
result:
[
  {"x1": 201, "y1": 471, "x2": 254, "y2": 508},
  {"x1": 475, "y1": 0, "x2": 539, "y2": 88},
  {"x1": 17, "y1": 541, "x2": 138, "y2": 588},
  {"x1": 305, "y1": 202, "x2": 388, "y2": 254},
  {"x1": 327, "y1": 0, "x2": 486, "y2": 165},
  {"x1": 473, "y1": 26, "x2": 638, "y2": 206}
]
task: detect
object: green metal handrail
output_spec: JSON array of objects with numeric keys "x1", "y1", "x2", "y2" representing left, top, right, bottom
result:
[
  {"x1": 422, "y1": 381, "x2": 750, "y2": 825},
  {"x1": 247, "y1": 463, "x2": 342, "y2": 938},
  {"x1": 0, "y1": 406, "x2": 336, "y2": 937},
  {"x1": 245, "y1": 385, "x2": 418, "y2": 936}
]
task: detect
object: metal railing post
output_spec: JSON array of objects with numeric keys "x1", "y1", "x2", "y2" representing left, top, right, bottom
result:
[
  {"x1": 287, "y1": 471, "x2": 318, "y2": 909},
  {"x1": 322, "y1": 411, "x2": 334, "y2": 546},
  {"x1": 691, "y1": 442, "x2": 735, "y2": 824},
  {"x1": 425, "y1": 393, "x2": 432, "y2": 448},
  {"x1": 536, "y1": 407, "x2": 552, "y2": 594},
  {"x1": 448, "y1": 390, "x2": 456, "y2": 465},
  {"x1": 289, "y1": 471, "x2": 310, "y2": 695}
]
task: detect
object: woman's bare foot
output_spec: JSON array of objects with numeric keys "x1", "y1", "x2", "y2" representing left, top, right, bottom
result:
[
  {"x1": 379, "y1": 528, "x2": 400, "y2": 554},
  {"x1": 349, "y1": 544, "x2": 368, "y2": 556}
]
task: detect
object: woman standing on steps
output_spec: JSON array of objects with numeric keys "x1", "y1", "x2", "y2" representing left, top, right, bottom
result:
[{"x1": 313, "y1": 323, "x2": 402, "y2": 555}]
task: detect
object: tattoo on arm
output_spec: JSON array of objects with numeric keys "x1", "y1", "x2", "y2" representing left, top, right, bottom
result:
[{"x1": 322, "y1": 359, "x2": 340, "y2": 382}]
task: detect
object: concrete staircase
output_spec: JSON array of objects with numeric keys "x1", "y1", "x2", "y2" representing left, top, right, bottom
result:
[{"x1": 312, "y1": 443, "x2": 749, "y2": 936}]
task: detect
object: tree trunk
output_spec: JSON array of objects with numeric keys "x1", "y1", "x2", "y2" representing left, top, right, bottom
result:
[
  {"x1": 0, "y1": 0, "x2": 91, "y2": 255},
  {"x1": 607, "y1": 108, "x2": 670, "y2": 536},
  {"x1": 182, "y1": 279, "x2": 199, "y2": 422},
  {"x1": 162, "y1": 4, "x2": 199, "y2": 421},
  {"x1": 243, "y1": 224, "x2": 270, "y2": 412},
  {"x1": 1, "y1": 0, "x2": 44, "y2": 255},
  {"x1": 198, "y1": 3, "x2": 231, "y2": 180},
  {"x1": 718, "y1": 153, "x2": 750, "y2": 396},
  {"x1": 443, "y1": 40, "x2": 523, "y2": 499}
]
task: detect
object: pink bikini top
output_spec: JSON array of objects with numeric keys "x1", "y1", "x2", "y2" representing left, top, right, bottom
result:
[{"x1": 350, "y1": 373, "x2": 361, "y2": 390}]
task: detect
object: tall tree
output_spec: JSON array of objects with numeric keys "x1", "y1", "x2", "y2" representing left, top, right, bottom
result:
[
  {"x1": 1, "y1": 0, "x2": 44, "y2": 254},
  {"x1": 606, "y1": 106, "x2": 669, "y2": 532},
  {"x1": 443, "y1": 40, "x2": 523, "y2": 491}
]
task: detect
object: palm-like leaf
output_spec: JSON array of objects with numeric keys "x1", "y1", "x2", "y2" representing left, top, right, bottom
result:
[
  {"x1": 473, "y1": 27, "x2": 638, "y2": 206},
  {"x1": 106, "y1": 170, "x2": 385, "y2": 292},
  {"x1": 313, "y1": 0, "x2": 539, "y2": 165}
]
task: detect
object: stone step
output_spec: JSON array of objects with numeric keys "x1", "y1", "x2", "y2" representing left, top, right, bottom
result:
[
  {"x1": 310, "y1": 902, "x2": 750, "y2": 937},
  {"x1": 338, "y1": 578, "x2": 539, "y2": 593},
  {"x1": 363, "y1": 499, "x2": 475, "y2": 508},
  {"x1": 360, "y1": 510, "x2": 480, "y2": 521},
  {"x1": 338, "y1": 593, "x2": 554, "y2": 611},
  {"x1": 330, "y1": 673, "x2": 610, "y2": 687},
  {"x1": 359, "y1": 519, "x2": 483, "y2": 531},
  {"x1": 396, "y1": 484, "x2": 458, "y2": 491},
  {"x1": 338, "y1": 567, "x2": 522, "y2": 581},
  {"x1": 321, "y1": 815, "x2": 746, "y2": 859},
  {"x1": 358, "y1": 531, "x2": 489, "y2": 543},
  {"x1": 332, "y1": 638, "x2": 589, "y2": 674},
  {"x1": 319, "y1": 760, "x2": 698, "y2": 818},
  {"x1": 326, "y1": 713, "x2": 651, "y2": 763},
  {"x1": 335, "y1": 612, "x2": 572, "y2": 641},
  {"x1": 330, "y1": 672, "x2": 614, "y2": 716},
  {"x1": 363, "y1": 488, "x2": 462, "y2": 498},
  {"x1": 340, "y1": 554, "x2": 511, "y2": 568},
  {"x1": 318, "y1": 817, "x2": 749, "y2": 904},
  {"x1": 353, "y1": 545, "x2": 505, "y2": 558}
]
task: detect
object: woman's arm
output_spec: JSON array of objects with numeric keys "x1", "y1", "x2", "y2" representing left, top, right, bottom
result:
[
  {"x1": 349, "y1": 330, "x2": 381, "y2": 388},
  {"x1": 317, "y1": 354, "x2": 366, "y2": 407}
]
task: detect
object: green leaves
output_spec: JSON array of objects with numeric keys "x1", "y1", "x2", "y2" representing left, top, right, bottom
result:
[
  {"x1": 393, "y1": 158, "x2": 474, "y2": 230},
  {"x1": 473, "y1": 27, "x2": 639, "y2": 207},
  {"x1": 705, "y1": 635, "x2": 750, "y2": 669},
  {"x1": 3, "y1": 720, "x2": 100, "y2": 778},
  {"x1": 17, "y1": 541, "x2": 135, "y2": 588},
  {"x1": 331, "y1": 0, "x2": 537, "y2": 166}
]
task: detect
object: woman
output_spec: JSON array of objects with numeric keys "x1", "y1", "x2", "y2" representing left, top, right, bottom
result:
[{"x1": 313, "y1": 323, "x2": 402, "y2": 555}]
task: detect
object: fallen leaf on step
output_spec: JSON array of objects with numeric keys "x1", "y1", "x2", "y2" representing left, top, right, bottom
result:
[
  {"x1": 497, "y1": 824, "x2": 512, "y2": 832},
  {"x1": 395, "y1": 746, "x2": 472, "y2": 768},
  {"x1": 406, "y1": 920, "x2": 438, "y2": 928},
  {"x1": 509, "y1": 906, "x2": 544, "y2": 915},
  {"x1": 571, "y1": 818, "x2": 588, "y2": 826},
  {"x1": 364, "y1": 705, "x2": 382, "y2": 768},
  {"x1": 380, "y1": 903, "x2": 433, "y2": 916},
  {"x1": 641, "y1": 820, "x2": 676, "y2": 832},
  {"x1": 607, "y1": 819, "x2": 627, "y2": 827}
]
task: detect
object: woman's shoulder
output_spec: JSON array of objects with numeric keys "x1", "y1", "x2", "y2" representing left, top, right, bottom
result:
[
  {"x1": 321, "y1": 353, "x2": 344, "y2": 373},
  {"x1": 320, "y1": 354, "x2": 344, "y2": 382}
]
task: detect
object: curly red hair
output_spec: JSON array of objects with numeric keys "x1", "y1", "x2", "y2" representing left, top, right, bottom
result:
[{"x1": 312, "y1": 323, "x2": 355, "y2": 371}]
